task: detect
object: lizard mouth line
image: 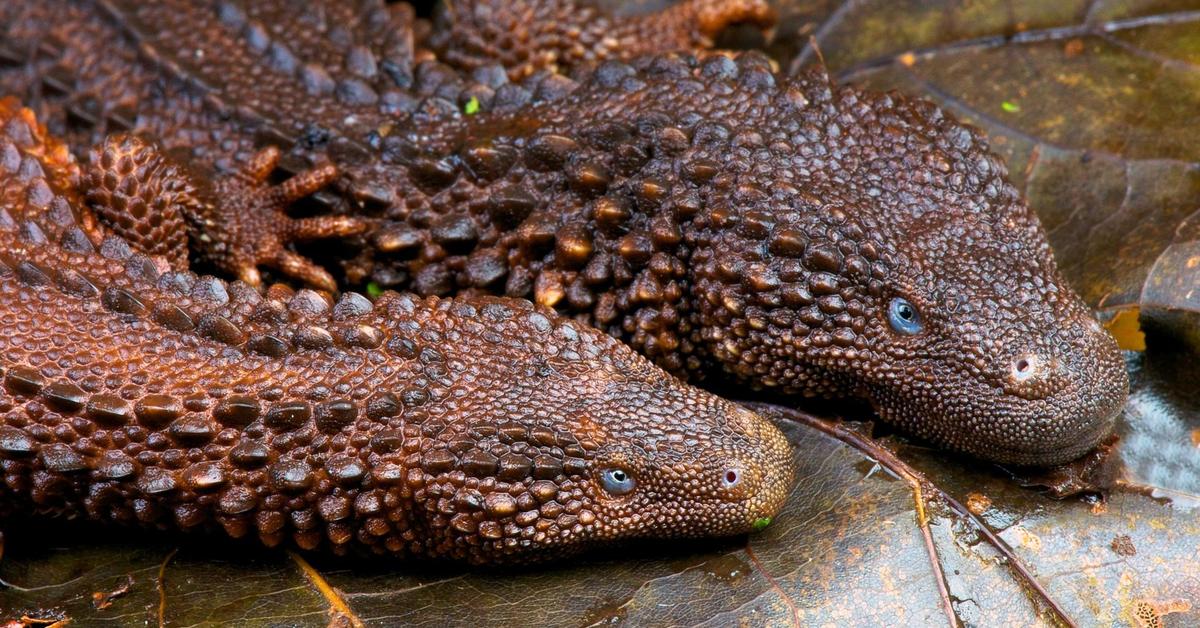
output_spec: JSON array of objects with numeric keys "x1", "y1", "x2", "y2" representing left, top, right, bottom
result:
[{"x1": 861, "y1": 385, "x2": 1121, "y2": 465}]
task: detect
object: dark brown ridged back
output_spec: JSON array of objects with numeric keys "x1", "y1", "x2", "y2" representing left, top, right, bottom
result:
[{"x1": 0, "y1": 99, "x2": 794, "y2": 563}]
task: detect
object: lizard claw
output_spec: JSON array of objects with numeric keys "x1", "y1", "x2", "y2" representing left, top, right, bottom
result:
[{"x1": 273, "y1": 250, "x2": 337, "y2": 293}]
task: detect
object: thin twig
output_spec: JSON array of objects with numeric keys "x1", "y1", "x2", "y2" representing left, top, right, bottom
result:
[
  {"x1": 155, "y1": 548, "x2": 178, "y2": 628},
  {"x1": 745, "y1": 544, "x2": 801, "y2": 626},
  {"x1": 288, "y1": 550, "x2": 365, "y2": 628},
  {"x1": 748, "y1": 403, "x2": 1078, "y2": 628}
]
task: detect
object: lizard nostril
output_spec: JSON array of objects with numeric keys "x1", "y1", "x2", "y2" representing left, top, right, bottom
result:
[
  {"x1": 1004, "y1": 353, "x2": 1058, "y2": 400},
  {"x1": 1011, "y1": 355, "x2": 1037, "y2": 382},
  {"x1": 722, "y1": 468, "x2": 742, "y2": 488}
]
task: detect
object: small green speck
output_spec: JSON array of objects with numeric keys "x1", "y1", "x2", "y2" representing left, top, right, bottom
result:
[
  {"x1": 366, "y1": 282, "x2": 384, "y2": 299},
  {"x1": 464, "y1": 96, "x2": 481, "y2": 116},
  {"x1": 752, "y1": 517, "x2": 772, "y2": 532},
  {"x1": 1001, "y1": 100, "x2": 1020, "y2": 113}
]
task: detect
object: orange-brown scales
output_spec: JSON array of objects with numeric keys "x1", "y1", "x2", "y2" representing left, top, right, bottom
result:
[
  {"x1": 0, "y1": 0, "x2": 1127, "y2": 464},
  {"x1": 0, "y1": 100, "x2": 794, "y2": 563}
]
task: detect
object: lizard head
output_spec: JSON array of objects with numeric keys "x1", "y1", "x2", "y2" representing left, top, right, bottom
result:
[
  {"x1": 393, "y1": 295, "x2": 794, "y2": 563},
  {"x1": 565, "y1": 366, "x2": 795, "y2": 547},
  {"x1": 688, "y1": 64, "x2": 1128, "y2": 465}
]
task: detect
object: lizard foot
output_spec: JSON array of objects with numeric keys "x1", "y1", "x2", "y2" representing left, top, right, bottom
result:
[
  {"x1": 86, "y1": 137, "x2": 368, "y2": 292},
  {"x1": 205, "y1": 146, "x2": 368, "y2": 292}
]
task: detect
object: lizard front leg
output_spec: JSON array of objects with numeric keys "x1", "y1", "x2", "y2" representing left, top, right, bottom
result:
[{"x1": 85, "y1": 135, "x2": 367, "y2": 292}]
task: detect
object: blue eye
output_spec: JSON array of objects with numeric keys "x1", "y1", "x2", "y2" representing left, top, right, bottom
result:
[
  {"x1": 599, "y1": 468, "x2": 636, "y2": 495},
  {"x1": 887, "y1": 297, "x2": 923, "y2": 335}
]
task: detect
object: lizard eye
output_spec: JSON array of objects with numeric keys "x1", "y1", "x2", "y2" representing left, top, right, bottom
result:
[
  {"x1": 599, "y1": 467, "x2": 636, "y2": 495},
  {"x1": 887, "y1": 297, "x2": 923, "y2": 335}
]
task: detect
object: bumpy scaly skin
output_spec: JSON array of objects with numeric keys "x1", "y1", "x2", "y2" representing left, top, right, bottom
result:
[
  {"x1": 0, "y1": 0, "x2": 766, "y2": 288},
  {"x1": 427, "y1": 0, "x2": 775, "y2": 79},
  {"x1": 0, "y1": 100, "x2": 794, "y2": 563},
  {"x1": 0, "y1": 2, "x2": 1128, "y2": 464}
]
